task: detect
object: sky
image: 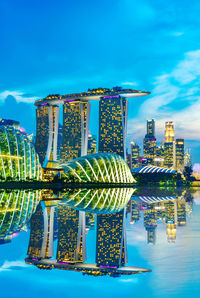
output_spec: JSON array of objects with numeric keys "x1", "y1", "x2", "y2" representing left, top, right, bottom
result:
[{"x1": 0, "y1": 0, "x2": 200, "y2": 162}]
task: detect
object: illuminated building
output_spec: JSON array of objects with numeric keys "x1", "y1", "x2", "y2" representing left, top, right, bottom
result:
[
  {"x1": 61, "y1": 100, "x2": 90, "y2": 162},
  {"x1": 99, "y1": 96, "x2": 128, "y2": 159},
  {"x1": 184, "y1": 150, "x2": 192, "y2": 168},
  {"x1": 35, "y1": 104, "x2": 60, "y2": 167},
  {"x1": 147, "y1": 119, "x2": 155, "y2": 137},
  {"x1": 35, "y1": 87, "x2": 149, "y2": 166},
  {"x1": 0, "y1": 190, "x2": 40, "y2": 243},
  {"x1": 130, "y1": 142, "x2": 141, "y2": 168},
  {"x1": 56, "y1": 205, "x2": 86, "y2": 263},
  {"x1": 88, "y1": 134, "x2": 97, "y2": 155},
  {"x1": 144, "y1": 205, "x2": 157, "y2": 244},
  {"x1": 57, "y1": 123, "x2": 63, "y2": 161},
  {"x1": 96, "y1": 209, "x2": 127, "y2": 267},
  {"x1": 27, "y1": 201, "x2": 55, "y2": 259},
  {"x1": 165, "y1": 121, "x2": 174, "y2": 143},
  {"x1": 143, "y1": 120, "x2": 156, "y2": 165},
  {"x1": 164, "y1": 142, "x2": 175, "y2": 169},
  {"x1": 60, "y1": 153, "x2": 135, "y2": 184},
  {"x1": 154, "y1": 145, "x2": 164, "y2": 167},
  {"x1": 0, "y1": 119, "x2": 20, "y2": 130},
  {"x1": 177, "y1": 199, "x2": 186, "y2": 226},
  {"x1": 0, "y1": 126, "x2": 41, "y2": 181},
  {"x1": 175, "y1": 139, "x2": 184, "y2": 170}
]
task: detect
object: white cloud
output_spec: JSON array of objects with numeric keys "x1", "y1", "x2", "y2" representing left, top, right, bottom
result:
[
  {"x1": 128, "y1": 49, "x2": 200, "y2": 142},
  {"x1": 0, "y1": 90, "x2": 38, "y2": 103},
  {"x1": 121, "y1": 81, "x2": 138, "y2": 87}
]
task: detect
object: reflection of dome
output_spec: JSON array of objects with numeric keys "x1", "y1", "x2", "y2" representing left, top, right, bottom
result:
[
  {"x1": 0, "y1": 126, "x2": 41, "y2": 180},
  {"x1": 60, "y1": 153, "x2": 134, "y2": 183},
  {"x1": 58, "y1": 188, "x2": 135, "y2": 214},
  {"x1": 0, "y1": 190, "x2": 41, "y2": 239}
]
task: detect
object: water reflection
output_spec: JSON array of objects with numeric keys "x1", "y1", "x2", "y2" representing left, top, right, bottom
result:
[
  {"x1": 0, "y1": 190, "x2": 41, "y2": 244},
  {"x1": 26, "y1": 199, "x2": 150, "y2": 277},
  {"x1": 43, "y1": 188, "x2": 135, "y2": 214}
]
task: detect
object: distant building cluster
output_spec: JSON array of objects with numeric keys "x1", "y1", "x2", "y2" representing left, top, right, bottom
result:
[{"x1": 128, "y1": 119, "x2": 192, "y2": 172}]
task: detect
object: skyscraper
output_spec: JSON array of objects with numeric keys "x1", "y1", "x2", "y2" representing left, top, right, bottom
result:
[
  {"x1": 164, "y1": 122, "x2": 175, "y2": 169},
  {"x1": 147, "y1": 119, "x2": 155, "y2": 137},
  {"x1": 175, "y1": 139, "x2": 184, "y2": 170},
  {"x1": 130, "y1": 142, "x2": 141, "y2": 168},
  {"x1": 88, "y1": 134, "x2": 97, "y2": 155},
  {"x1": 165, "y1": 121, "x2": 174, "y2": 143},
  {"x1": 56, "y1": 205, "x2": 86, "y2": 263},
  {"x1": 99, "y1": 96, "x2": 128, "y2": 159},
  {"x1": 35, "y1": 104, "x2": 60, "y2": 167},
  {"x1": 61, "y1": 100, "x2": 90, "y2": 162},
  {"x1": 144, "y1": 205, "x2": 157, "y2": 244},
  {"x1": 96, "y1": 209, "x2": 127, "y2": 268},
  {"x1": 143, "y1": 119, "x2": 156, "y2": 165}
]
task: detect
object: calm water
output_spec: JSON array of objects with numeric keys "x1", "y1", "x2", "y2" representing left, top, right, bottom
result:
[{"x1": 0, "y1": 188, "x2": 200, "y2": 298}]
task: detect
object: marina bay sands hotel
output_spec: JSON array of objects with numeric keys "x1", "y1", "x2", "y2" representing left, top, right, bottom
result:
[{"x1": 35, "y1": 87, "x2": 150, "y2": 167}]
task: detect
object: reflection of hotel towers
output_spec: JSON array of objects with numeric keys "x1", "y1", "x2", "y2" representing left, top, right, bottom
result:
[
  {"x1": 144, "y1": 205, "x2": 157, "y2": 244},
  {"x1": 56, "y1": 205, "x2": 86, "y2": 263},
  {"x1": 99, "y1": 97, "x2": 127, "y2": 160},
  {"x1": 28, "y1": 203, "x2": 86, "y2": 263},
  {"x1": 35, "y1": 105, "x2": 60, "y2": 167},
  {"x1": 27, "y1": 201, "x2": 55, "y2": 258},
  {"x1": 96, "y1": 209, "x2": 127, "y2": 267}
]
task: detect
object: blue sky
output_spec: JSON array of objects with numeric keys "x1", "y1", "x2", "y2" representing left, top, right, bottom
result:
[{"x1": 0, "y1": 0, "x2": 200, "y2": 162}]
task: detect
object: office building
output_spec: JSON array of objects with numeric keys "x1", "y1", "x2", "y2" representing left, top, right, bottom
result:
[
  {"x1": 88, "y1": 134, "x2": 97, "y2": 155},
  {"x1": 175, "y1": 139, "x2": 184, "y2": 170},
  {"x1": 130, "y1": 142, "x2": 141, "y2": 168},
  {"x1": 143, "y1": 119, "x2": 156, "y2": 165},
  {"x1": 165, "y1": 121, "x2": 174, "y2": 143}
]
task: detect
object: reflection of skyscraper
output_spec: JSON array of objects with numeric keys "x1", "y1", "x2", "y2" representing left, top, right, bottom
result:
[
  {"x1": 177, "y1": 199, "x2": 186, "y2": 226},
  {"x1": 56, "y1": 205, "x2": 86, "y2": 263},
  {"x1": 130, "y1": 200, "x2": 140, "y2": 224},
  {"x1": 164, "y1": 201, "x2": 177, "y2": 243},
  {"x1": 144, "y1": 205, "x2": 157, "y2": 244},
  {"x1": 27, "y1": 202, "x2": 55, "y2": 259},
  {"x1": 99, "y1": 96, "x2": 128, "y2": 159},
  {"x1": 61, "y1": 100, "x2": 90, "y2": 162},
  {"x1": 96, "y1": 209, "x2": 127, "y2": 267},
  {"x1": 143, "y1": 119, "x2": 156, "y2": 165}
]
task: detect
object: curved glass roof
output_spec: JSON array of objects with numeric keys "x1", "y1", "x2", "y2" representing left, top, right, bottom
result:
[
  {"x1": 0, "y1": 126, "x2": 42, "y2": 181},
  {"x1": 131, "y1": 165, "x2": 176, "y2": 175},
  {"x1": 60, "y1": 153, "x2": 135, "y2": 183},
  {"x1": 58, "y1": 188, "x2": 135, "y2": 214},
  {"x1": 0, "y1": 190, "x2": 41, "y2": 239}
]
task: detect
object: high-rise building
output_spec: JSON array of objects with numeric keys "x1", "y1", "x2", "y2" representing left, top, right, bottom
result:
[
  {"x1": 130, "y1": 142, "x2": 141, "y2": 168},
  {"x1": 99, "y1": 96, "x2": 128, "y2": 159},
  {"x1": 143, "y1": 119, "x2": 156, "y2": 165},
  {"x1": 175, "y1": 139, "x2": 184, "y2": 170},
  {"x1": 61, "y1": 100, "x2": 90, "y2": 162},
  {"x1": 57, "y1": 123, "x2": 63, "y2": 161},
  {"x1": 88, "y1": 134, "x2": 97, "y2": 155},
  {"x1": 96, "y1": 209, "x2": 127, "y2": 267},
  {"x1": 35, "y1": 104, "x2": 60, "y2": 167},
  {"x1": 184, "y1": 150, "x2": 192, "y2": 168},
  {"x1": 154, "y1": 145, "x2": 164, "y2": 167},
  {"x1": 147, "y1": 119, "x2": 155, "y2": 137},
  {"x1": 164, "y1": 142, "x2": 175, "y2": 168},
  {"x1": 56, "y1": 205, "x2": 86, "y2": 263},
  {"x1": 165, "y1": 121, "x2": 174, "y2": 143}
]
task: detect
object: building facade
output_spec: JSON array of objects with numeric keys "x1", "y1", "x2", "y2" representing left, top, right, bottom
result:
[
  {"x1": 130, "y1": 142, "x2": 141, "y2": 168},
  {"x1": 175, "y1": 139, "x2": 184, "y2": 170}
]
